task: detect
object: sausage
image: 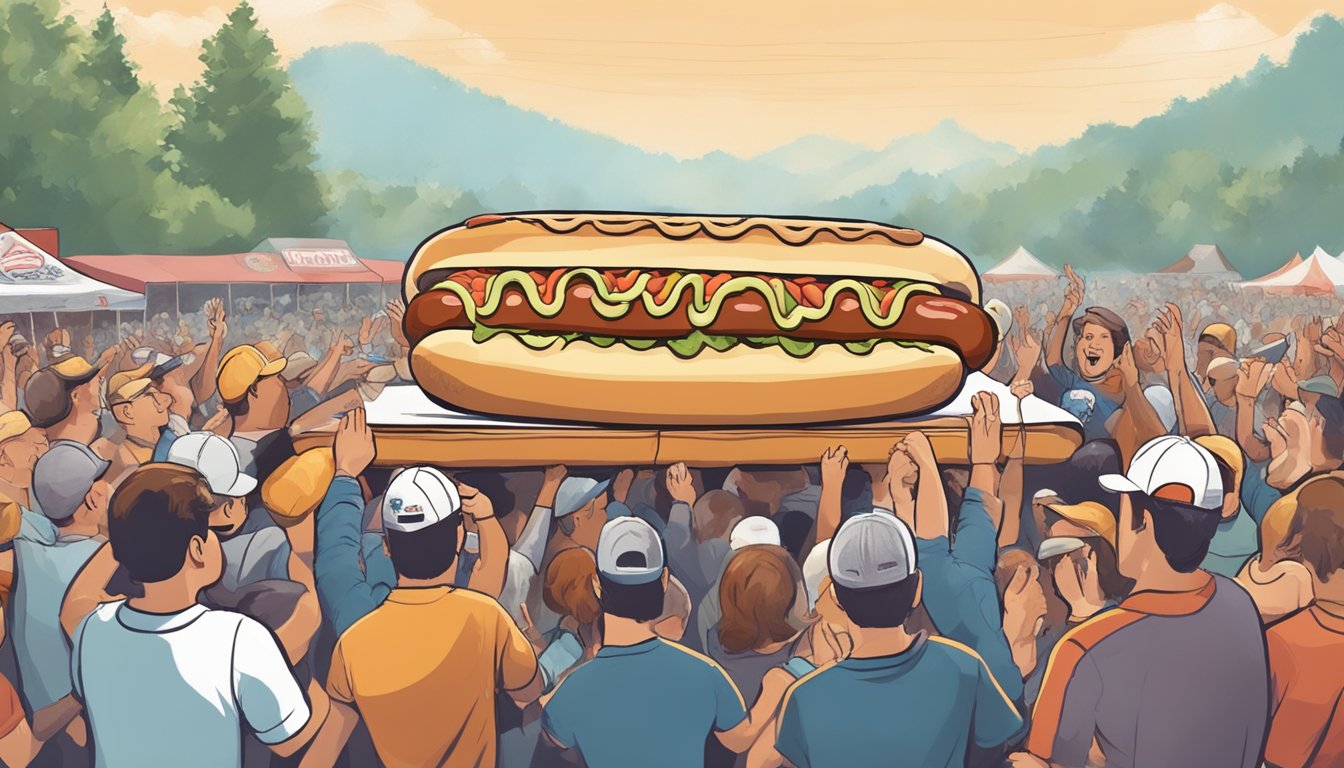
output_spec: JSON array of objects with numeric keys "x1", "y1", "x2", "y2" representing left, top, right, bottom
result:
[{"x1": 405, "y1": 285, "x2": 995, "y2": 367}]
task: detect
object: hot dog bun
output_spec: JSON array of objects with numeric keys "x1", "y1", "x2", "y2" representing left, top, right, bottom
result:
[
  {"x1": 406, "y1": 213, "x2": 982, "y2": 304},
  {"x1": 410, "y1": 329, "x2": 966, "y2": 426}
]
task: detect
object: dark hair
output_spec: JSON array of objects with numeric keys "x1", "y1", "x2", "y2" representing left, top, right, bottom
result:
[
  {"x1": 1317, "y1": 396, "x2": 1344, "y2": 462},
  {"x1": 224, "y1": 387, "x2": 253, "y2": 419},
  {"x1": 455, "y1": 471, "x2": 516, "y2": 519},
  {"x1": 598, "y1": 557, "x2": 665, "y2": 623},
  {"x1": 1058, "y1": 440, "x2": 1123, "y2": 509},
  {"x1": 833, "y1": 575, "x2": 920, "y2": 629},
  {"x1": 1129, "y1": 493, "x2": 1220, "y2": 573},
  {"x1": 386, "y1": 515, "x2": 461, "y2": 580},
  {"x1": 1209, "y1": 454, "x2": 1237, "y2": 507},
  {"x1": 1071, "y1": 307, "x2": 1131, "y2": 357},
  {"x1": 109, "y1": 464, "x2": 217, "y2": 584},
  {"x1": 22, "y1": 369, "x2": 78, "y2": 429}
]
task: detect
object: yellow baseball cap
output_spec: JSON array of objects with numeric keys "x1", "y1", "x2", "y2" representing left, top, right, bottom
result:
[
  {"x1": 217, "y1": 345, "x2": 286, "y2": 403},
  {"x1": 50, "y1": 355, "x2": 99, "y2": 383},
  {"x1": 261, "y1": 448, "x2": 335, "y2": 527},
  {"x1": 0, "y1": 411, "x2": 32, "y2": 445},
  {"x1": 1200, "y1": 323, "x2": 1237, "y2": 355},
  {"x1": 107, "y1": 363, "x2": 154, "y2": 406},
  {"x1": 0, "y1": 499, "x2": 20, "y2": 544},
  {"x1": 1195, "y1": 434, "x2": 1244, "y2": 488},
  {"x1": 255, "y1": 341, "x2": 281, "y2": 362},
  {"x1": 1045, "y1": 501, "x2": 1117, "y2": 551}
]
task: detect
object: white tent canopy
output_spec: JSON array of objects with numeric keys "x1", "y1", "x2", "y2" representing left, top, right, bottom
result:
[
  {"x1": 983, "y1": 246, "x2": 1061, "y2": 281},
  {"x1": 1237, "y1": 246, "x2": 1344, "y2": 295},
  {"x1": 0, "y1": 228, "x2": 143, "y2": 312},
  {"x1": 1159, "y1": 244, "x2": 1240, "y2": 276}
]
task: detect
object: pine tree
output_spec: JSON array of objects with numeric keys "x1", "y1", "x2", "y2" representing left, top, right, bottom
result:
[
  {"x1": 165, "y1": 1, "x2": 328, "y2": 243},
  {"x1": 80, "y1": 4, "x2": 139, "y2": 98}
]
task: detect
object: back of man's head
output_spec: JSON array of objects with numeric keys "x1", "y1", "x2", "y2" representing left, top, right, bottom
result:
[
  {"x1": 829, "y1": 513, "x2": 920, "y2": 629},
  {"x1": 596, "y1": 517, "x2": 667, "y2": 622},
  {"x1": 1285, "y1": 475, "x2": 1344, "y2": 582},
  {"x1": 382, "y1": 467, "x2": 462, "y2": 580},
  {"x1": 110, "y1": 464, "x2": 216, "y2": 584},
  {"x1": 693, "y1": 490, "x2": 743, "y2": 543}
]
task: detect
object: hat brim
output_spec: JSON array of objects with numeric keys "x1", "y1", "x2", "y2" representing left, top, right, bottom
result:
[
  {"x1": 1098, "y1": 474, "x2": 1142, "y2": 494},
  {"x1": 1038, "y1": 537, "x2": 1087, "y2": 560},
  {"x1": 259, "y1": 358, "x2": 287, "y2": 377},
  {"x1": 220, "y1": 474, "x2": 258, "y2": 498},
  {"x1": 556, "y1": 479, "x2": 611, "y2": 517},
  {"x1": 149, "y1": 356, "x2": 185, "y2": 380}
]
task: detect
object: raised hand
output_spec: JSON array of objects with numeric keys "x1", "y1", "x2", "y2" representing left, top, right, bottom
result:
[
  {"x1": 820, "y1": 445, "x2": 850, "y2": 491},
  {"x1": 968, "y1": 391, "x2": 1002, "y2": 466},
  {"x1": 1010, "y1": 379, "x2": 1034, "y2": 400},
  {"x1": 1116, "y1": 343, "x2": 1140, "y2": 391},
  {"x1": 0, "y1": 322, "x2": 14, "y2": 351},
  {"x1": 456, "y1": 479, "x2": 495, "y2": 521},
  {"x1": 358, "y1": 316, "x2": 374, "y2": 346},
  {"x1": 206, "y1": 297, "x2": 227, "y2": 340},
  {"x1": 385, "y1": 300, "x2": 411, "y2": 350},
  {"x1": 612, "y1": 468, "x2": 635, "y2": 504},
  {"x1": 1152, "y1": 302, "x2": 1187, "y2": 372},
  {"x1": 1236, "y1": 358, "x2": 1273, "y2": 401},
  {"x1": 1061, "y1": 264, "x2": 1085, "y2": 319},
  {"x1": 1272, "y1": 361, "x2": 1300, "y2": 400},
  {"x1": 899, "y1": 430, "x2": 937, "y2": 468},
  {"x1": 665, "y1": 462, "x2": 697, "y2": 506},
  {"x1": 332, "y1": 407, "x2": 376, "y2": 478},
  {"x1": 1263, "y1": 417, "x2": 1289, "y2": 456}
]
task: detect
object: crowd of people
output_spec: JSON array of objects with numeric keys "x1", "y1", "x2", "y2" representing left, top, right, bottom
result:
[{"x1": 0, "y1": 265, "x2": 1339, "y2": 767}]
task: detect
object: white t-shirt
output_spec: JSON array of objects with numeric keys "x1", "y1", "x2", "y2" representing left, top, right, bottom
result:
[{"x1": 72, "y1": 601, "x2": 310, "y2": 767}]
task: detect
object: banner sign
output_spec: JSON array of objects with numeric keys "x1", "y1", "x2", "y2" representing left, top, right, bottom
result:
[
  {"x1": 281, "y1": 248, "x2": 360, "y2": 269},
  {"x1": 0, "y1": 232, "x2": 67, "y2": 282}
]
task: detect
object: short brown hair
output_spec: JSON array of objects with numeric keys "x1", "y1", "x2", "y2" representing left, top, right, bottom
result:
[
  {"x1": 694, "y1": 490, "x2": 743, "y2": 543},
  {"x1": 1071, "y1": 307, "x2": 1131, "y2": 357},
  {"x1": 1285, "y1": 475, "x2": 1344, "y2": 581},
  {"x1": 543, "y1": 547, "x2": 601, "y2": 626},
  {"x1": 109, "y1": 464, "x2": 216, "y2": 584},
  {"x1": 717, "y1": 545, "x2": 801, "y2": 654}
]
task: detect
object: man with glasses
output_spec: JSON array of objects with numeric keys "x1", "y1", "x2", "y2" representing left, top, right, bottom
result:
[{"x1": 92, "y1": 364, "x2": 176, "y2": 483}]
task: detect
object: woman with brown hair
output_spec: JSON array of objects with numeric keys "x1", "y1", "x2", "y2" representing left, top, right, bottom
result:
[
  {"x1": 706, "y1": 544, "x2": 808, "y2": 701},
  {"x1": 521, "y1": 547, "x2": 603, "y2": 695}
]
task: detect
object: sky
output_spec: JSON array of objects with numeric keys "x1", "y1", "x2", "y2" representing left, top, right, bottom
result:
[{"x1": 66, "y1": 1, "x2": 1344, "y2": 158}]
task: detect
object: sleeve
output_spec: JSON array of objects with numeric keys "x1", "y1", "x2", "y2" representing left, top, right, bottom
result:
[
  {"x1": 496, "y1": 604, "x2": 539, "y2": 692},
  {"x1": 233, "y1": 617, "x2": 311, "y2": 745},
  {"x1": 541, "y1": 678, "x2": 579, "y2": 748},
  {"x1": 1025, "y1": 641, "x2": 1102, "y2": 767},
  {"x1": 359, "y1": 532, "x2": 397, "y2": 592},
  {"x1": 710, "y1": 662, "x2": 747, "y2": 732},
  {"x1": 971, "y1": 652, "x2": 1025, "y2": 748},
  {"x1": 664, "y1": 502, "x2": 701, "y2": 581},
  {"x1": 1047, "y1": 363, "x2": 1082, "y2": 390},
  {"x1": 512, "y1": 505, "x2": 555, "y2": 574},
  {"x1": 774, "y1": 684, "x2": 811, "y2": 768},
  {"x1": 0, "y1": 674, "x2": 22, "y2": 739},
  {"x1": 326, "y1": 642, "x2": 354, "y2": 704},
  {"x1": 950, "y1": 488, "x2": 998, "y2": 572},
  {"x1": 267, "y1": 537, "x2": 293, "y2": 581},
  {"x1": 538, "y1": 633, "x2": 583, "y2": 693},
  {"x1": 314, "y1": 476, "x2": 391, "y2": 638},
  {"x1": 500, "y1": 553, "x2": 536, "y2": 627},
  {"x1": 69, "y1": 612, "x2": 90, "y2": 700}
]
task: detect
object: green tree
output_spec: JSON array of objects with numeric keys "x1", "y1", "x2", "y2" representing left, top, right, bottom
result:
[
  {"x1": 164, "y1": 1, "x2": 328, "y2": 244},
  {"x1": 79, "y1": 4, "x2": 138, "y2": 98}
]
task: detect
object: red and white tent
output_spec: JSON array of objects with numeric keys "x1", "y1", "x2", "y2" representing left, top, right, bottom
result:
[
  {"x1": 983, "y1": 247, "x2": 1060, "y2": 282},
  {"x1": 1237, "y1": 247, "x2": 1344, "y2": 295},
  {"x1": 1257, "y1": 252, "x2": 1304, "y2": 281},
  {"x1": 1158, "y1": 244, "x2": 1240, "y2": 277}
]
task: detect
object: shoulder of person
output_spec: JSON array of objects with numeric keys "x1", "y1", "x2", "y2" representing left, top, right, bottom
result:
[
  {"x1": 1053, "y1": 606, "x2": 1145, "y2": 656},
  {"x1": 924, "y1": 635, "x2": 997, "y2": 676},
  {"x1": 660, "y1": 639, "x2": 736, "y2": 678}
]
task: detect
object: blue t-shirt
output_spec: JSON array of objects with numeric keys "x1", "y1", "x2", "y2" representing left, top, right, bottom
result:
[
  {"x1": 1048, "y1": 363, "x2": 1121, "y2": 441},
  {"x1": 1201, "y1": 507, "x2": 1258, "y2": 578},
  {"x1": 1240, "y1": 460, "x2": 1281, "y2": 525},
  {"x1": 151, "y1": 428, "x2": 177, "y2": 463},
  {"x1": 775, "y1": 634, "x2": 1023, "y2": 768},
  {"x1": 542, "y1": 637, "x2": 746, "y2": 768},
  {"x1": 914, "y1": 488, "x2": 1025, "y2": 706}
]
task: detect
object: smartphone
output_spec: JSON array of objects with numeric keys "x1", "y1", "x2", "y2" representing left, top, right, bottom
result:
[{"x1": 464, "y1": 531, "x2": 480, "y2": 554}]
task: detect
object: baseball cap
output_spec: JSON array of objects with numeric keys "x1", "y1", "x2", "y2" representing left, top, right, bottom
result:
[
  {"x1": 596, "y1": 516, "x2": 665, "y2": 585},
  {"x1": 1194, "y1": 434, "x2": 1244, "y2": 488},
  {"x1": 1298, "y1": 375, "x2": 1340, "y2": 398},
  {"x1": 0, "y1": 499, "x2": 20, "y2": 544},
  {"x1": 107, "y1": 363, "x2": 154, "y2": 407},
  {"x1": 280, "y1": 352, "x2": 318, "y2": 382},
  {"x1": 802, "y1": 540, "x2": 831, "y2": 611},
  {"x1": 0, "y1": 411, "x2": 31, "y2": 445},
  {"x1": 382, "y1": 466, "x2": 461, "y2": 533},
  {"x1": 1204, "y1": 357, "x2": 1239, "y2": 382},
  {"x1": 357, "y1": 364, "x2": 398, "y2": 402},
  {"x1": 261, "y1": 448, "x2": 335, "y2": 526},
  {"x1": 1143, "y1": 385, "x2": 1177, "y2": 433},
  {"x1": 1033, "y1": 488, "x2": 1061, "y2": 502},
  {"x1": 1099, "y1": 435, "x2": 1223, "y2": 511},
  {"x1": 166, "y1": 432, "x2": 256, "y2": 498},
  {"x1": 729, "y1": 516, "x2": 780, "y2": 550},
  {"x1": 828, "y1": 512, "x2": 917, "y2": 590},
  {"x1": 1037, "y1": 536, "x2": 1087, "y2": 561},
  {"x1": 1199, "y1": 322, "x2": 1237, "y2": 354},
  {"x1": 50, "y1": 355, "x2": 99, "y2": 383},
  {"x1": 255, "y1": 341, "x2": 282, "y2": 362},
  {"x1": 217, "y1": 345, "x2": 286, "y2": 403},
  {"x1": 1045, "y1": 501, "x2": 1116, "y2": 550},
  {"x1": 554, "y1": 477, "x2": 610, "y2": 518},
  {"x1": 130, "y1": 347, "x2": 186, "y2": 380},
  {"x1": 32, "y1": 441, "x2": 109, "y2": 521}
]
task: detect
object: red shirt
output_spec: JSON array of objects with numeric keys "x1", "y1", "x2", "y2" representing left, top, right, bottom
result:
[{"x1": 1266, "y1": 605, "x2": 1344, "y2": 767}]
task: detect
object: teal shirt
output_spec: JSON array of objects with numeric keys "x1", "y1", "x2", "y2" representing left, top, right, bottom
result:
[
  {"x1": 1240, "y1": 461, "x2": 1281, "y2": 524},
  {"x1": 1201, "y1": 507, "x2": 1259, "y2": 578},
  {"x1": 542, "y1": 637, "x2": 746, "y2": 768},
  {"x1": 914, "y1": 488, "x2": 1025, "y2": 706},
  {"x1": 313, "y1": 476, "x2": 396, "y2": 637},
  {"x1": 775, "y1": 634, "x2": 1023, "y2": 768}
]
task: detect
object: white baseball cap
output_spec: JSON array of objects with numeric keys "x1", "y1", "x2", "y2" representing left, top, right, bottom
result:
[
  {"x1": 828, "y1": 512, "x2": 917, "y2": 590},
  {"x1": 596, "y1": 516, "x2": 665, "y2": 585},
  {"x1": 382, "y1": 467, "x2": 461, "y2": 533},
  {"x1": 1099, "y1": 435, "x2": 1223, "y2": 511},
  {"x1": 165, "y1": 432, "x2": 256, "y2": 498},
  {"x1": 802, "y1": 540, "x2": 831, "y2": 611},
  {"x1": 729, "y1": 516, "x2": 780, "y2": 550}
]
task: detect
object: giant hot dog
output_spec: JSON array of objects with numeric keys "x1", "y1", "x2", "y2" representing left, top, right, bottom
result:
[{"x1": 403, "y1": 213, "x2": 996, "y2": 426}]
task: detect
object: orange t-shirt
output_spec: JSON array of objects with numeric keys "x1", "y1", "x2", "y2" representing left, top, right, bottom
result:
[
  {"x1": 327, "y1": 586, "x2": 537, "y2": 768},
  {"x1": 1266, "y1": 605, "x2": 1344, "y2": 768},
  {"x1": 0, "y1": 673, "x2": 23, "y2": 739}
]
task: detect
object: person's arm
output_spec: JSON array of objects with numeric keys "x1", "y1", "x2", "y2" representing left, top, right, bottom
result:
[
  {"x1": 902, "y1": 432, "x2": 948, "y2": 541},
  {"x1": 1113, "y1": 344, "x2": 1165, "y2": 465},
  {"x1": 716, "y1": 667, "x2": 792, "y2": 753},
  {"x1": 967, "y1": 391, "x2": 1001, "y2": 504},
  {"x1": 1148, "y1": 304, "x2": 1214, "y2": 437},
  {"x1": 234, "y1": 617, "x2": 327, "y2": 758},
  {"x1": 664, "y1": 461, "x2": 699, "y2": 555},
  {"x1": 1236, "y1": 360, "x2": 1274, "y2": 464},
  {"x1": 459, "y1": 481, "x2": 507, "y2": 598},
  {"x1": 1045, "y1": 266, "x2": 1083, "y2": 370},
  {"x1": 304, "y1": 334, "x2": 349, "y2": 398},
  {"x1": 275, "y1": 515, "x2": 320, "y2": 666},
  {"x1": 314, "y1": 408, "x2": 387, "y2": 638},
  {"x1": 60, "y1": 542, "x2": 122, "y2": 639},
  {"x1": 816, "y1": 445, "x2": 848, "y2": 544},
  {"x1": 999, "y1": 390, "x2": 1028, "y2": 550},
  {"x1": 189, "y1": 298, "x2": 227, "y2": 405},
  {"x1": 31, "y1": 695, "x2": 82, "y2": 743},
  {"x1": 514, "y1": 465, "x2": 565, "y2": 573},
  {"x1": 297, "y1": 701, "x2": 359, "y2": 768}
]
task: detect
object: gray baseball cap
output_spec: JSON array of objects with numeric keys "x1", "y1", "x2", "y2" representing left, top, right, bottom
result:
[
  {"x1": 33, "y1": 441, "x2": 109, "y2": 521},
  {"x1": 554, "y1": 477, "x2": 610, "y2": 518},
  {"x1": 828, "y1": 512, "x2": 917, "y2": 590},
  {"x1": 596, "y1": 516, "x2": 665, "y2": 585}
]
